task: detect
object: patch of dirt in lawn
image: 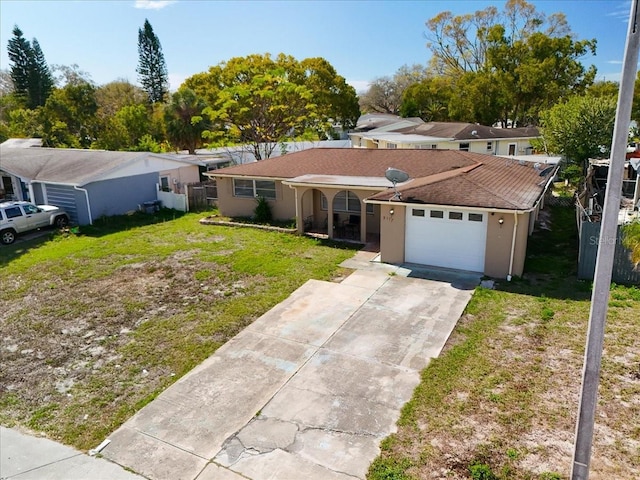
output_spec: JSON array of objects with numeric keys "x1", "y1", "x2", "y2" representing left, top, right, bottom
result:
[
  {"x1": 0, "y1": 251, "x2": 257, "y2": 447},
  {"x1": 399, "y1": 295, "x2": 640, "y2": 480}
]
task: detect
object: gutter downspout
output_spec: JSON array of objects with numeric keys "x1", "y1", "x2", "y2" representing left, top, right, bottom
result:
[
  {"x1": 74, "y1": 186, "x2": 93, "y2": 225},
  {"x1": 507, "y1": 212, "x2": 519, "y2": 281}
]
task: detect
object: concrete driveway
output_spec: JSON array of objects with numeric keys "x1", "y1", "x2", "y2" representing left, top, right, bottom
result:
[{"x1": 100, "y1": 251, "x2": 479, "y2": 480}]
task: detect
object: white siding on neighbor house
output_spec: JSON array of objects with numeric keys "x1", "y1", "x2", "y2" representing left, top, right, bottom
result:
[{"x1": 405, "y1": 206, "x2": 488, "y2": 272}]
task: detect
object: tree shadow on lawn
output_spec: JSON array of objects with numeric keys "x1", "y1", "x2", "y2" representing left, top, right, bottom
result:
[{"x1": 496, "y1": 205, "x2": 594, "y2": 301}]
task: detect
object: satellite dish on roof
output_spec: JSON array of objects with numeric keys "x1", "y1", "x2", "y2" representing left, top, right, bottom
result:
[{"x1": 385, "y1": 167, "x2": 409, "y2": 200}]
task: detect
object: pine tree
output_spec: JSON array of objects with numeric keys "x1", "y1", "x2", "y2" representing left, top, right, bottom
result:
[
  {"x1": 137, "y1": 19, "x2": 168, "y2": 103},
  {"x1": 29, "y1": 39, "x2": 54, "y2": 108},
  {"x1": 7, "y1": 26, "x2": 32, "y2": 101},
  {"x1": 7, "y1": 25, "x2": 54, "y2": 108}
]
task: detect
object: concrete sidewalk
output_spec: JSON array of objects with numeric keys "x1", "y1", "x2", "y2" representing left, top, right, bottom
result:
[
  {"x1": 99, "y1": 253, "x2": 479, "y2": 480},
  {"x1": 0, "y1": 426, "x2": 144, "y2": 480}
]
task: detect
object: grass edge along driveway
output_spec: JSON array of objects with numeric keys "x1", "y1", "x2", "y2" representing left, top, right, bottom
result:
[
  {"x1": 0, "y1": 210, "x2": 359, "y2": 450},
  {"x1": 367, "y1": 206, "x2": 640, "y2": 480}
]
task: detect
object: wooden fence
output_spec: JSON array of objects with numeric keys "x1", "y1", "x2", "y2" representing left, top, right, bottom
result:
[
  {"x1": 577, "y1": 221, "x2": 640, "y2": 284},
  {"x1": 186, "y1": 181, "x2": 217, "y2": 211}
]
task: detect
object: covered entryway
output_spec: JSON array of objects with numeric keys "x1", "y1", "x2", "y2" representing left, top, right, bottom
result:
[{"x1": 405, "y1": 206, "x2": 488, "y2": 272}]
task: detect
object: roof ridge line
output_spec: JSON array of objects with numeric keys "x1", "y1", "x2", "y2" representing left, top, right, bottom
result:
[{"x1": 398, "y1": 161, "x2": 483, "y2": 191}]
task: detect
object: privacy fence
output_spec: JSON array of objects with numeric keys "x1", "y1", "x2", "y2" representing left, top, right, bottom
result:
[
  {"x1": 578, "y1": 221, "x2": 640, "y2": 285},
  {"x1": 185, "y1": 181, "x2": 217, "y2": 211}
]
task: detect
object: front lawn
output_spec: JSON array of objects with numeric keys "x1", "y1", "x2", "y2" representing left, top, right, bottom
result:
[
  {"x1": 0, "y1": 210, "x2": 358, "y2": 450},
  {"x1": 369, "y1": 206, "x2": 640, "y2": 480}
]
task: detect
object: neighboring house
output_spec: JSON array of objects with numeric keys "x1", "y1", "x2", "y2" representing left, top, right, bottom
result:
[
  {"x1": 206, "y1": 148, "x2": 557, "y2": 279},
  {"x1": 0, "y1": 141, "x2": 202, "y2": 224},
  {"x1": 194, "y1": 139, "x2": 352, "y2": 167},
  {"x1": 349, "y1": 116, "x2": 539, "y2": 157}
]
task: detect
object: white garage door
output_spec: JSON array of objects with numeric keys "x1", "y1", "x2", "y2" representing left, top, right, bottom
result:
[{"x1": 405, "y1": 206, "x2": 488, "y2": 272}]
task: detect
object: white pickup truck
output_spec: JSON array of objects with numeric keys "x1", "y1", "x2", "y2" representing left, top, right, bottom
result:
[{"x1": 0, "y1": 201, "x2": 69, "y2": 245}]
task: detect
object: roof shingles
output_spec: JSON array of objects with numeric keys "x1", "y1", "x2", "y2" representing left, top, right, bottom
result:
[{"x1": 210, "y1": 148, "x2": 553, "y2": 211}]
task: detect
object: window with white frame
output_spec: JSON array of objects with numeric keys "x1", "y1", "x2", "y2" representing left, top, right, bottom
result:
[
  {"x1": 486, "y1": 141, "x2": 493, "y2": 151},
  {"x1": 233, "y1": 179, "x2": 276, "y2": 199},
  {"x1": 459, "y1": 142, "x2": 470, "y2": 151},
  {"x1": 160, "y1": 176, "x2": 171, "y2": 192},
  {"x1": 387, "y1": 142, "x2": 397, "y2": 149}
]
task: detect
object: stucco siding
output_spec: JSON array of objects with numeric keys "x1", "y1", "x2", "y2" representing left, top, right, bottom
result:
[
  {"x1": 216, "y1": 177, "x2": 295, "y2": 221},
  {"x1": 379, "y1": 204, "x2": 405, "y2": 264},
  {"x1": 158, "y1": 165, "x2": 201, "y2": 193},
  {"x1": 85, "y1": 173, "x2": 158, "y2": 222},
  {"x1": 484, "y1": 211, "x2": 531, "y2": 278}
]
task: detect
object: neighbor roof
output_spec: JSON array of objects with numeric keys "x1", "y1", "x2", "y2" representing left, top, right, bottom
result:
[
  {"x1": 209, "y1": 148, "x2": 555, "y2": 211},
  {"x1": 0, "y1": 147, "x2": 188, "y2": 186},
  {"x1": 392, "y1": 122, "x2": 539, "y2": 141}
]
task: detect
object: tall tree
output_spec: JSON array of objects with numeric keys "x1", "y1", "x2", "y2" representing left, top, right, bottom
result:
[
  {"x1": 423, "y1": 0, "x2": 595, "y2": 126},
  {"x1": 7, "y1": 26, "x2": 31, "y2": 101},
  {"x1": 165, "y1": 87, "x2": 209, "y2": 154},
  {"x1": 51, "y1": 63, "x2": 93, "y2": 87},
  {"x1": 359, "y1": 64, "x2": 427, "y2": 115},
  {"x1": 137, "y1": 19, "x2": 169, "y2": 103},
  {"x1": 28, "y1": 39, "x2": 55, "y2": 108},
  {"x1": 7, "y1": 26, "x2": 54, "y2": 109},
  {"x1": 41, "y1": 82, "x2": 98, "y2": 148},
  {"x1": 536, "y1": 95, "x2": 616, "y2": 182},
  {"x1": 300, "y1": 57, "x2": 360, "y2": 136},
  {"x1": 185, "y1": 53, "x2": 357, "y2": 159}
]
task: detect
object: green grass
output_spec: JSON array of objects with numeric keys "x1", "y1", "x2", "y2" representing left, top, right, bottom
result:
[
  {"x1": 368, "y1": 206, "x2": 640, "y2": 480},
  {"x1": 0, "y1": 209, "x2": 358, "y2": 449}
]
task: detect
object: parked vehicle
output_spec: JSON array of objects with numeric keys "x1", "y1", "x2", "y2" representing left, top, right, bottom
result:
[{"x1": 0, "y1": 201, "x2": 69, "y2": 245}]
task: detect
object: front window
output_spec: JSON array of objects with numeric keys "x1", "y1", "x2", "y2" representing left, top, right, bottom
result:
[
  {"x1": 255, "y1": 180, "x2": 276, "y2": 199},
  {"x1": 459, "y1": 142, "x2": 470, "y2": 152},
  {"x1": 233, "y1": 179, "x2": 276, "y2": 199}
]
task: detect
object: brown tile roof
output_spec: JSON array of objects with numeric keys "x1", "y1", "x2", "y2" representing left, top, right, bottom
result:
[
  {"x1": 369, "y1": 156, "x2": 554, "y2": 210},
  {"x1": 211, "y1": 148, "x2": 554, "y2": 211},
  {"x1": 212, "y1": 148, "x2": 480, "y2": 179}
]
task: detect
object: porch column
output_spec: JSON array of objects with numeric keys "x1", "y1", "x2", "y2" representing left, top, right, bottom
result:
[
  {"x1": 294, "y1": 187, "x2": 304, "y2": 234},
  {"x1": 359, "y1": 200, "x2": 366, "y2": 243},
  {"x1": 325, "y1": 189, "x2": 336, "y2": 239}
]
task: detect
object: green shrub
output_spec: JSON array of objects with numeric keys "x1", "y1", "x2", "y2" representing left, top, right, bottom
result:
[
  {"x1": 621, "y1": 220, "x2": 640, "y2": 265},
  {"x1": 469, "y1": 463, "x2": 498, "y2": 480},
  {"x1": 254, "y1": 196, "x2": 273, "y2": 224},
  {"x1": 368, "y1": 457, "x2": 413, "y2": 480}
]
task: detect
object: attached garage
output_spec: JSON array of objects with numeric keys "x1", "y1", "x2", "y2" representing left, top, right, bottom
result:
[
  {"x1": 404, "y1": 206, "x2": 488, "y2": 272},
  {"x1": 44, "y1": 184, "x2": 80, "y2": 224}
]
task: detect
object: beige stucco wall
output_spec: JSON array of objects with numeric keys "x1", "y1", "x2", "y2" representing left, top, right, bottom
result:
[
  {"x1": 484, "y1": 211, "x2": 531, "y2": 278},
  {"x1": 372, "y1": 138, "x2": 536, "y2": 156},
  {"x1": 159, "y1": 165, "x2": 201, "y2": 193},
  {"x1": 378, "y1": 204, "x2": 532, "y2": 277},
  {"x1": 379, "y1": 204, "x2": 406, "y2": 264},
  {"x1": 214, "y1": 177, "x2": 296, "y2": 220}
]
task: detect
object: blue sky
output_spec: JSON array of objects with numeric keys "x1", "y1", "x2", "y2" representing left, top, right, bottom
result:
[{"x1": 0, "y1": 0, "x2": 635, "y2": 93}]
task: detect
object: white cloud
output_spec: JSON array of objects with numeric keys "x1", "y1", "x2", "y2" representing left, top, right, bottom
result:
[
  {"x1": 347, "y1": 79, "x2": 370, "y2": 94},
  {"x1": 134, "y1": 0, "x2": 176, "y2": 10}
]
